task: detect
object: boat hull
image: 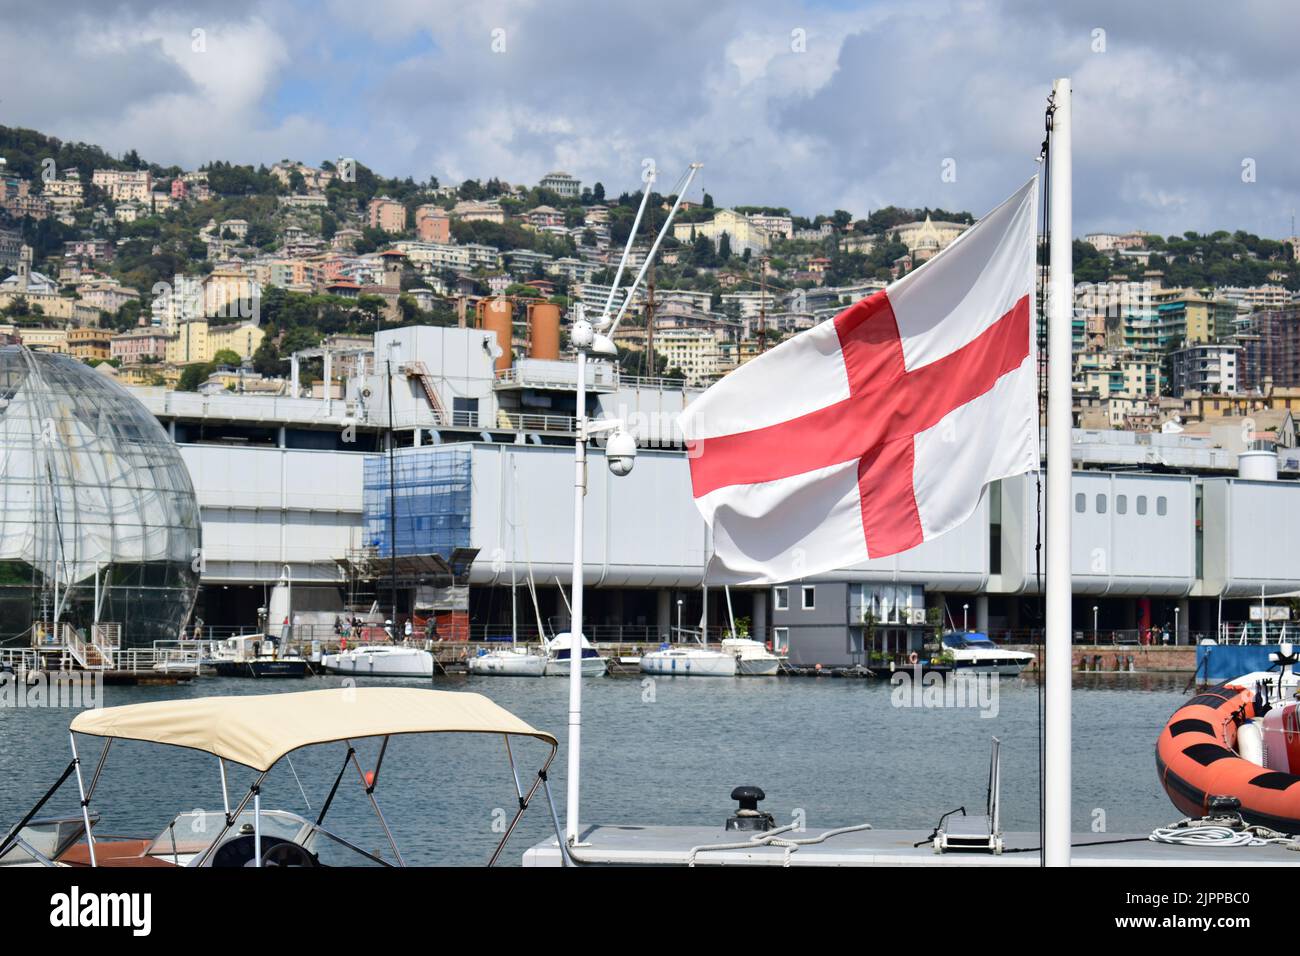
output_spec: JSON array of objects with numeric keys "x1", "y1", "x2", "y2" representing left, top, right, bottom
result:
[
  {"x1": 214, "y1": 659, "x2": 309, "y2": 679},
  {"x1": 468, "y1": 652, "x2": 548, "y2": 677},
  {"x1": 640, "y1": 652, "x2": 737, "y2": 677},
  {"x1": 321, "y1": 650, "x2": 434, "y2": 678},
  {"x1": 735, "y1": 657, "x2": 781, "y2": 676},
  {"x1": 544, "y1": 657, "x2": 608, "y2": 677}
]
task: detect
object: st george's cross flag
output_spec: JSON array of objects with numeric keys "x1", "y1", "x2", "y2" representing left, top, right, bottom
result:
[{"x1": 678, "y1": 178, "x2": 1038, "y2": 584}]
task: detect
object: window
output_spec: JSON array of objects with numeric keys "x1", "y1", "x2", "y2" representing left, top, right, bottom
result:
[
  {"x1": 1075, "y1": 493, "x2": 1086, "y2": 513},
  {"x1": 1157, "y1": 496, "x2": 1167, "y2": 516},
  {"x1": 801, "y1": 586, "x2": 815, "y2": 610},
  {"x1": 1096, "y1": 494, "x2": 1107, "y2": 514},
  {"x1": 773, "y1": 627, "x2": 789, "y2": 654},
  {"x1": 774, "y1": 587, "x2": 789, "y2": 611},
  {"x1": 1116, "y1": 494, "x2": 1127, "y2": 515},
  {"x1": 1136, "y1": 495, "x2": 1148, "y2": 515}
]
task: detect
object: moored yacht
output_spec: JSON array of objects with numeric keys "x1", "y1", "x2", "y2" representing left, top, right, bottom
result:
[
  {"x1": 940, "y1": 632, "x2": 1035, "y2": 675},
  {"x1": 543, "y1": 632, "x2": 607, "y2": 677},
  {"x1": 469, "y1": 644, "x2": 548, "y2": 677},
  {"x1": 321, "y1": 643, "x2": 434, "y2": 678},
  {"x1": 640, "y1": 643, "x2": 737, "y2": 677},
  {"x1": 720, "y1": 637, "x2": 784, "y2": 676}
]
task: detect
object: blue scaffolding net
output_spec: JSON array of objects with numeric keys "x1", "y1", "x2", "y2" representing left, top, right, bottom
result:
[{"x1": 363, "y1": 446, "x2": 472, "y2": 558}]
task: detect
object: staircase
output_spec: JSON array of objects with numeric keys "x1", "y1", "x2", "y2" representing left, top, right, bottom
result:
[{"x1": 401, "y1": 361, "x2": 449, "y2": 426}]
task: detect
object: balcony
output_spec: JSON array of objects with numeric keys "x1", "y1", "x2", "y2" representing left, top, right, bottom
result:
[{"x1": 493, "y1": 358, "x2": 619, "y2": 393}]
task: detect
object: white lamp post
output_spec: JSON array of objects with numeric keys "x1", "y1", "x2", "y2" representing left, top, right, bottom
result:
[
  {"x1": 962, "y1": 603, "x2": 969, "y2": 632},
  {"x1": 1093, "y1": 606, "x2": 1098, "y2": 643},
  {"x1": 564, "y1": 162, "x2": 702, "y2": 847}
]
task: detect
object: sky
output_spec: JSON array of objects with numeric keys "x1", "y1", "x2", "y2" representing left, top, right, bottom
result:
[{"x1": 1, "y1": 0, "x2": 1297, "y2": 238}]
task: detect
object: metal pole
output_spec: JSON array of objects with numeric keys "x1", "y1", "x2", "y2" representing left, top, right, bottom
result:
[
  {"x1": 599, "y1": 177, "x2": 655, "y2": 324},
  {"x1": 1045, "y1": 76, "x2": 1074, "y2": 868},
  {"x1": 387, "y1": 356, "x2": 399, "y2": 630},
  {"x1": 253, "y1": 787, "x2": 262, "y2": 867},
  {"x1": 565, "y1": 347, "x2": 587, "y2": 844},
  {"x1": 69, "y1": 733, "x2": 95, "y2": 867},
  {"x1": 219, "y1": 758, "x2": 230, "y2": 818}
]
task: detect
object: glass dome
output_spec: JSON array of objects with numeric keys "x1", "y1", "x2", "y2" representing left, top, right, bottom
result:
[{"x1": 0, "y1": 346, "x2": 201, "y2": 649}]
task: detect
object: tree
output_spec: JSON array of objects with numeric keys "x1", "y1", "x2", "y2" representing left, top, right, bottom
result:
[
  {"x1": 212, "y1": 349, "x2": 242, "y2": 367},
  {"x1": 177, "y1": 362, "x2": 215, "y2": 391},
  {"x1": 592, "y1": 182, "x2": 605, "y2": 202}
]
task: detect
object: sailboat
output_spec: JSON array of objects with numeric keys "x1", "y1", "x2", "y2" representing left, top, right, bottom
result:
[
  {"x1": 469, "y1": 455, "x2": 548, "y2": 677},
  {"x1": 639, "y1": 581, "x2": 738, "y2": 677}
]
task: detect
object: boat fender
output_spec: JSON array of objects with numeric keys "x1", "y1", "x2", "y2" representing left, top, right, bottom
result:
[
  {"x1": 908, "y1": 652, "x2": 919, "y2": 665},
  {"x1": 1238, "y1": 720, "x2": 1265, "y2": 767}
]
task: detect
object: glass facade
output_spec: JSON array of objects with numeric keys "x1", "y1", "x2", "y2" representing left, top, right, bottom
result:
[{"x1": 0, "y1": 347, "x2": 201, "y2": 648}]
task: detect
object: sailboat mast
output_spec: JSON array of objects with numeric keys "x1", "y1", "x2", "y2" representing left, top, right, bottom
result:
[{"x1": 1044, "y1": 77, "x2": 1074, "y2": 867}]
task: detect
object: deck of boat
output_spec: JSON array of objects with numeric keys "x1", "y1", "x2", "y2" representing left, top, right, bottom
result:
[{"x1": 523, "y1": 825, "x2": 1300, "y2": 866}]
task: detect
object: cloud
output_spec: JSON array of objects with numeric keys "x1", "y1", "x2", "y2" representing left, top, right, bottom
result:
[{"x1": 1, "y1": 0, "x2": 1296, "y2": 236}]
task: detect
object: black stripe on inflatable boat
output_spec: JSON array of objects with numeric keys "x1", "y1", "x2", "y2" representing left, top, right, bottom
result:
[
  {"x1": 1169, "y1": 718, "x2": 1216, "y2": 737},
  {"x1": 1157, "y1": 758, "x2": 1207, "y2": 810},
  {"x1": 1182, "y1": 742, "x2": 1237, "y2": 766},
  {"x1": 1248, "y1": 771, "x2": 1300, "y2": 792},
  {"x1": 1188, "y1": 692, "x2": 1236, "y2": 708}
]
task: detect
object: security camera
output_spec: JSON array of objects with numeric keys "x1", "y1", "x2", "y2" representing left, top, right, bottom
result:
[
  {"x1": 572, "y1": 318, "x2": 594, "y2": 350},
  {"x1": 606, "y1": 427, "x2": 637, "y2": 476}
]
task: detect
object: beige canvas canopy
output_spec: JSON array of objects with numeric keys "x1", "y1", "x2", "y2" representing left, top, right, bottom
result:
[{"x1": 69, "y1": 687, "x2": 557, "y2": 771}]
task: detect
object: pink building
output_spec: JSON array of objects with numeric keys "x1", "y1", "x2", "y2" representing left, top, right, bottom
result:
[
  {"x1": 111, "y1": 327, "x2": 172, "y2": 364},
  {"x1": 367, "y1": 197, "x2": 407, "y2": 234},
  {"x1": 415, "y1": 205, "x2": 450, "y2": 243}
]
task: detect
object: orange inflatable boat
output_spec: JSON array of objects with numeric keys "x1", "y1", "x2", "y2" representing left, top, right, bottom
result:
[{"x1": 1156, "y1": 682, "x2": 1300, "y2": 833}]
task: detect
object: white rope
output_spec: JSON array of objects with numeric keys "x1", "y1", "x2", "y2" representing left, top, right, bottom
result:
[
  {"x1": 685, "y1": 821, "x2": 875, "y2": 867},
  {"x1": 1149, "y1": 820, "x2": 1300, "y2": 849}
]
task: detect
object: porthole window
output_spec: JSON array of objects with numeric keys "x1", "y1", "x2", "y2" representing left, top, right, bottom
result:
[
  {"x1": 1157, "y1": 496, "x2": 1167, "y2": 516},
  {"x1": 1116, "y1": 495, "x2": 1127, "y2": 515},
  {"x1": 1096, "y1": 494, "x2": 1107, "y2": 514},
  {"x1": 1075, "y1": 493, "x2": 1086, "y2": 513},
  {"x1": 1137, "y1": 496, "x2": 1148, "y2": 515}
]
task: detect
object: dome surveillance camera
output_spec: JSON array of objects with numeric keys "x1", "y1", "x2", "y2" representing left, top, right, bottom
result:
[{"x1": 606, "y1": 428, "x2": 637, "y2": 476}]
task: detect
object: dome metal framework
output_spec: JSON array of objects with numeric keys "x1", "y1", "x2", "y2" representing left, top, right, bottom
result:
[{"x1": 0, "y1": 346, "x2": 201, "y2": 649}]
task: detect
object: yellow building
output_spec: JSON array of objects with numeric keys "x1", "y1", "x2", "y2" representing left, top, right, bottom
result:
[
  {"x1": 208, "y1": 320, "x2": 265, "y2": 361},
  {"x1": 116, "y1": 363, "x2": 179, "y2": 387},
  {"x1": 167, "y1": 318, "x2": 211, "y2": 365},
  {"x1": 67, "y1": 327, "x2": 112, "y2": 362},
  {"x1": 17, "y1": 326, "x2": 69, "y2": 352}
]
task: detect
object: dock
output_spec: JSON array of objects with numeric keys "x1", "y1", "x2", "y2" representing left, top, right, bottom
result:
[{"x1": 523, "y1": 825, "x2": 1300, "y2": 867}]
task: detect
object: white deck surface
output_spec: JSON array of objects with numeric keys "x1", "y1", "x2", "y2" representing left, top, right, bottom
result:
[{"x1": 523, "y1": 825, "x2": 1300, "y2": 867}]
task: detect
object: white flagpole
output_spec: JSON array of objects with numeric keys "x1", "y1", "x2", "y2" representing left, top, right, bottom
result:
[{"x1": 1045, "y1": 77, "x2": 1074, "y2": 867}]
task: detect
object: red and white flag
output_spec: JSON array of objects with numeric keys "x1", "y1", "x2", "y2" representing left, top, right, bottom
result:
[{"x1": 679, "y1": 178, "x2": 1038, "y2": 584}]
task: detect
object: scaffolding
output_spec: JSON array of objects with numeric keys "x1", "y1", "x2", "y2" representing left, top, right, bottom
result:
[{"x1": 362, "y1": 447, "x2": 472, "y2": 559}]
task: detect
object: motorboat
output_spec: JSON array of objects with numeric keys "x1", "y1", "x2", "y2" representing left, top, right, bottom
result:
[
  {"x1": 1157, "y1": 647, "x2": 1300, "y2": 832},
  {"x1": 0, "y1": 687, "x2": 565, "y2": 867},
  {"x1": 640, "y1": 643, "x2": 738, "y2": 677},
  {"x1": 543, "y1": 632, "x2": 607, "y2": 677},
  {"x1": 939, "y1": 632, "x2": 1035, "y2": 675},
  {"x1": 469, "y1": 644, "x2": 548, "y2": 677},
  {"x1": 721, "y1": 637, "x2": 784, "y2": 676},
  {"x1": 210, "y1": 633, "x2": 310, "y2": 679},
  {"x1": 321, "y1": 643, "x2": 435, "y2": 678}
]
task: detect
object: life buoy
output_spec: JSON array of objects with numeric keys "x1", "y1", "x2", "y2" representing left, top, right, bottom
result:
[
  {"x1": 908, "y1": 652, "x2": 919, "y2": 665},
  {"x1": 1156, "y1": 682, "x2": 1300, "y2": 832}
]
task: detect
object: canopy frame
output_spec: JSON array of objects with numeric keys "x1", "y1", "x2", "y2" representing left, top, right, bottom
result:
[{"x1": 5, "y1": 689, "x2": 565, "y2": 868}]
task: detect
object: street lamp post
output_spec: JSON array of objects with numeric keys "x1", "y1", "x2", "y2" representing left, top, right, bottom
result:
[
  {"x1": 1093, "y1": 606, "x2": 1098, "y2": 643},
  {"x1": 1174, "y1": 606, "x2": 1180, "y2": 646},
  {"x1": 676, "y1": 598, "x2": 683, "y2": 641},
  {"x1": 962, "y1": 604, "x2": 969, "y2": 632}
]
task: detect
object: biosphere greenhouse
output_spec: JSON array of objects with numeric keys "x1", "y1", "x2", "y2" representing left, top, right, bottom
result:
[{"x1": 0, "y1": 345, "x2": 201, "y2": 649}]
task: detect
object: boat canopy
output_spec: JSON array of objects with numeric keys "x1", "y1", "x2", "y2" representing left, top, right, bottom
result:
[{"x1": 68, "y1": 687, "x2": 557, "y2": 771}]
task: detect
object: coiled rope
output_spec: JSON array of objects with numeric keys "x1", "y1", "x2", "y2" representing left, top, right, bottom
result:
[{"x1": 1150, "y1": 819, "x2": 1300, "y2": 849}]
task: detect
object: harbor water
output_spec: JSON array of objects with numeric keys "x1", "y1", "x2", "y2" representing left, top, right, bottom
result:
[{"x1": 0, "y1": 672, "x2": 1189, "y2": 866}]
